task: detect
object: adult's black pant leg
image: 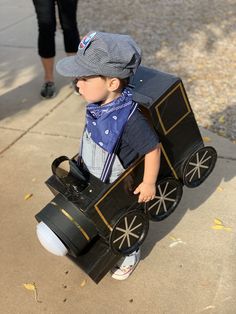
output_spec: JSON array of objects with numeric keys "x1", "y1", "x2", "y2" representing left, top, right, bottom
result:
[
  {"x1": 33, "y1": 0, "x2": 56, "y2": 58},
  {"x1": 57, "y1": 0, "x2": 80, "y2": 53}
]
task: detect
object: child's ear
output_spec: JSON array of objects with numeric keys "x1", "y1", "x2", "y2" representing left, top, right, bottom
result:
[{"x1": 107, "y1": 78, "x2": 121, "y2": 91}]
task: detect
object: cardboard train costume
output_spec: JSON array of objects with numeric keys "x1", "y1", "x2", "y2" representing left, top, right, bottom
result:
[{"x1": 35, "y1": 66, "x2": 217, "y2": 283}]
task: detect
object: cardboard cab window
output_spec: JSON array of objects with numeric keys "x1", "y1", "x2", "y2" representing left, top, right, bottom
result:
[{"x1": 35, "y1": 66, "x2": 217, "y2": 283}]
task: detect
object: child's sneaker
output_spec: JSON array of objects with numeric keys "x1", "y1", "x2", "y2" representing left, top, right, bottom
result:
[
  {"x1": 40, "y1": 81, "x2": 56, "y2": 99},
  {"x1": 110, "y1": 249, "x2": 140, "y2": 280}
]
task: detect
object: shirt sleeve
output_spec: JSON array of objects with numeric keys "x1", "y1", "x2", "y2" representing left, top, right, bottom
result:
[{"x1": 123, "y1": 109, "x2": 159, "y2": 156}]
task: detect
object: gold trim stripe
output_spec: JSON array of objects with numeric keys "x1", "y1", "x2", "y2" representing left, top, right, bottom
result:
[
  {"x1": 94, "y1": 205, "x2": 113, "y2": 231},
  {"x1": 155, "y1": 83, "x2": 191, "y2": 135},
  {"x1": 50, "y1": 202, "x2": 90, "y2": 241},
  {"x1": 94, "y1": 157, "x2": 145, "y2": 231},
  {"x1": 160, "y1": 143, "x2": 178, "y2": 179}
]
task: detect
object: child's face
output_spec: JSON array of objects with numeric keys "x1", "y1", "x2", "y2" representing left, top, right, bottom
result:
[{"x1": 76, "y1": 76, "x2": 114, "y2": 105}]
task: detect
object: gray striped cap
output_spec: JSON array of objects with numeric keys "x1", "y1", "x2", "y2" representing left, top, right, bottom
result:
[{"x1": 56, "y1": 31, "x2": 141, "y2": 79}]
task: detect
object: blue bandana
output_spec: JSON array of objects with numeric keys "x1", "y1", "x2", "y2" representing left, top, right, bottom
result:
[{"x1": 85, "y1": 88, "x2": 135, "y2": 153}]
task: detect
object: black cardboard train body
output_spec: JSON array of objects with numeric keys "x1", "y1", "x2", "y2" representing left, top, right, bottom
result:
[{"x1": 35, "y1": 66, "x2": 217, "y2": 283}]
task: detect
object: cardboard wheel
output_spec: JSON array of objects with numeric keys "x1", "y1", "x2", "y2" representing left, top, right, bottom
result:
[
  {"x1": 109, "y1": 209, "x2": 149, "y2": 256},
  {"x1": 182, "y1": 146, "x2": 217, "y2": 188},
  {"x1": 147, "y1": 177, "x2": 183, "y2": 221}
]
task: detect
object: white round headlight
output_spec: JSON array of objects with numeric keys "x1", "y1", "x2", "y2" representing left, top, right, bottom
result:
[{"x1": 36, "y1": 222, "x2": 68, "y2": 256}]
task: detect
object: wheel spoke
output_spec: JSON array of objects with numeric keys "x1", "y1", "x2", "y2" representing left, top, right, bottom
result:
[
  {"x1": 158, "y1": 184, "x2": 163, "y2": 197},
  {"x1": 155, "y1": 199, "x2": 163, "y2": 215},
  {"x1": 124, "y1": 217, "x2": 128, "y2": 230},
  {"x1": 128, "y1": 215, "x2": 137, "y2": 230},
  {"x1": 118, "y1": 234, "x2": 127, "y2": 249},
  {"x1": 130, "y1": 222, "x2": 142, "y2": 232},
  {"x1": 129, "y1": 232, "x2": 140, "y2": 239},
  {"x1": 186, "y1": 165, "x2": 197, "y2": 177},
  {"x1": 115, "y1": 227, "x2": 126, "y2": 233},
  {"x1": 162, "y1": 182, "x2": 169, "y2": 195},
  {"x1": 201, "y1": 155, "x2": 212, "y2": 164},
  {"x1": 197, "y1": 165, "x2": 201, "y2": 179},
  {"x1": 113, "y1": 233, "x2": 126, "y2": 244},
  {"x1": 164, "y1": 187, "x2": 177, "y2": 198},
  {"x1": 162, "y1": 199, "x2": 167, "y2": 212},
  {"x1": 163, "y1": 197, "x2": 176, "y2": 202},
  {"x1": 189, "y1": 162, "x2": 198, "y2": 167},
  {"x1": 148, "y1": 198, "x2": 161, "y2": 211},
  {"x1": 199, "y1": 150, "x2": 208, "y2": 163},
  {"x1": 126, "y1": 234, "x2": 131, "y2": 247},
  {"x1": 189, "y1": 166, "x2": 198, "y2": 182},
  {"x1": 199, "y1": 164, "x2": 209, "y2": 169}
]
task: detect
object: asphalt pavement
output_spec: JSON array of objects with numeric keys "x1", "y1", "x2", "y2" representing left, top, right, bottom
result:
[{"x1": 0, "y1": 1, "x2": 235, "y2": 313}]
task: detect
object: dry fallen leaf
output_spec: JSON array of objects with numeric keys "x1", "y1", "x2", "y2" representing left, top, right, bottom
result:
[
  {"x1": 212, "y1": 225, "x2": 224, "y2": 230},
  {"x1": 214, "y1": 218, "x2": 223, "y2": 225},
  {"x1": 217, "y1": 186, "x2": 224, "y2": 192},
  {"x1": 202, "y1": 305, "x2": 215, "y2": 311},
  {"x1": 211, "y1": 219, "x2": 232, "y2": 232},
  {"x1": 203, "y1": 136, "x2": 211, "y2": 143},
  {"x1": 169, "y1": 235, "x2": 177, "y2": 241},
  {"x1": 23, "y1": 282, "x2": 42, "y2": 303},
  {"x1": 24, "y1": 193, "x2": 33, "y2": 200},
  {"x1": 23, "y1": 283, "x2": 36, "y2": 291},
  {"x1": 80, "y1": 279, "x2": 87, "y2": 288},
  {"x1": 218, "y1": 115, "x2": 225, "y2": 124}
]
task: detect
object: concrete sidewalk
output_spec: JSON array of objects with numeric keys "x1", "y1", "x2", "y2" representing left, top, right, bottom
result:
[{"x1": 0, "y1": 1, "x2": 236, "y2": 314}]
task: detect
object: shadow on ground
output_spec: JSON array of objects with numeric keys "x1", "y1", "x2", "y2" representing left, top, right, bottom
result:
[
  {"x1": 141, "y1": 155, "x2": 236, "y2": 259},
  {"x1": 0, "y1": 76, "x2": 70, "y2": 122}
]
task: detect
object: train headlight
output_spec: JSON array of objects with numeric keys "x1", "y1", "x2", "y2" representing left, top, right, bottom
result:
[{"x1": 36, "y1": 222, "x2": 68, "y2": 256}]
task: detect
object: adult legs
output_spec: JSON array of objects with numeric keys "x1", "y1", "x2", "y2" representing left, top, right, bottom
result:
[
  {"x1": 57, "y1": 0, "x2": 80, "y2": 54},
  {"x1": 57, "y1": 0, "x2": 80, "y2": 94},
  {"x1": 32, "y1": 0, "x2": 80, "y2": 97},
  {"x1": 33, "y1": 0, "x2": 56, "y2": 97}
]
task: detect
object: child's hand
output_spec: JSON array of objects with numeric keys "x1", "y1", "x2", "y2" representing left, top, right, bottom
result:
[{"x1": 133, "y1": 182, "x2": 156, "y2": 203}]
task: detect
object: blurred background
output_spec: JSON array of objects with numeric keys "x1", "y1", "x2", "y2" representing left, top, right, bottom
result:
[
  {"x1": 77, "y1": 0, "x2": 236, "y2": 142},
  {"x1": 0, "y1": 0, "x2": 235, "y2": 142}
]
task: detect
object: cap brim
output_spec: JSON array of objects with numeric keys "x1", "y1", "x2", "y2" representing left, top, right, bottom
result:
[{"x1": 56, "y1": 56, "x2": 96, "y2": 78}]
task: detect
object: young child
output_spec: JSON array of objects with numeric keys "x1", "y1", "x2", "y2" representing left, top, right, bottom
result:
[{"x1": 56, "y1": 31, "x2": 161, "y2": 280}]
